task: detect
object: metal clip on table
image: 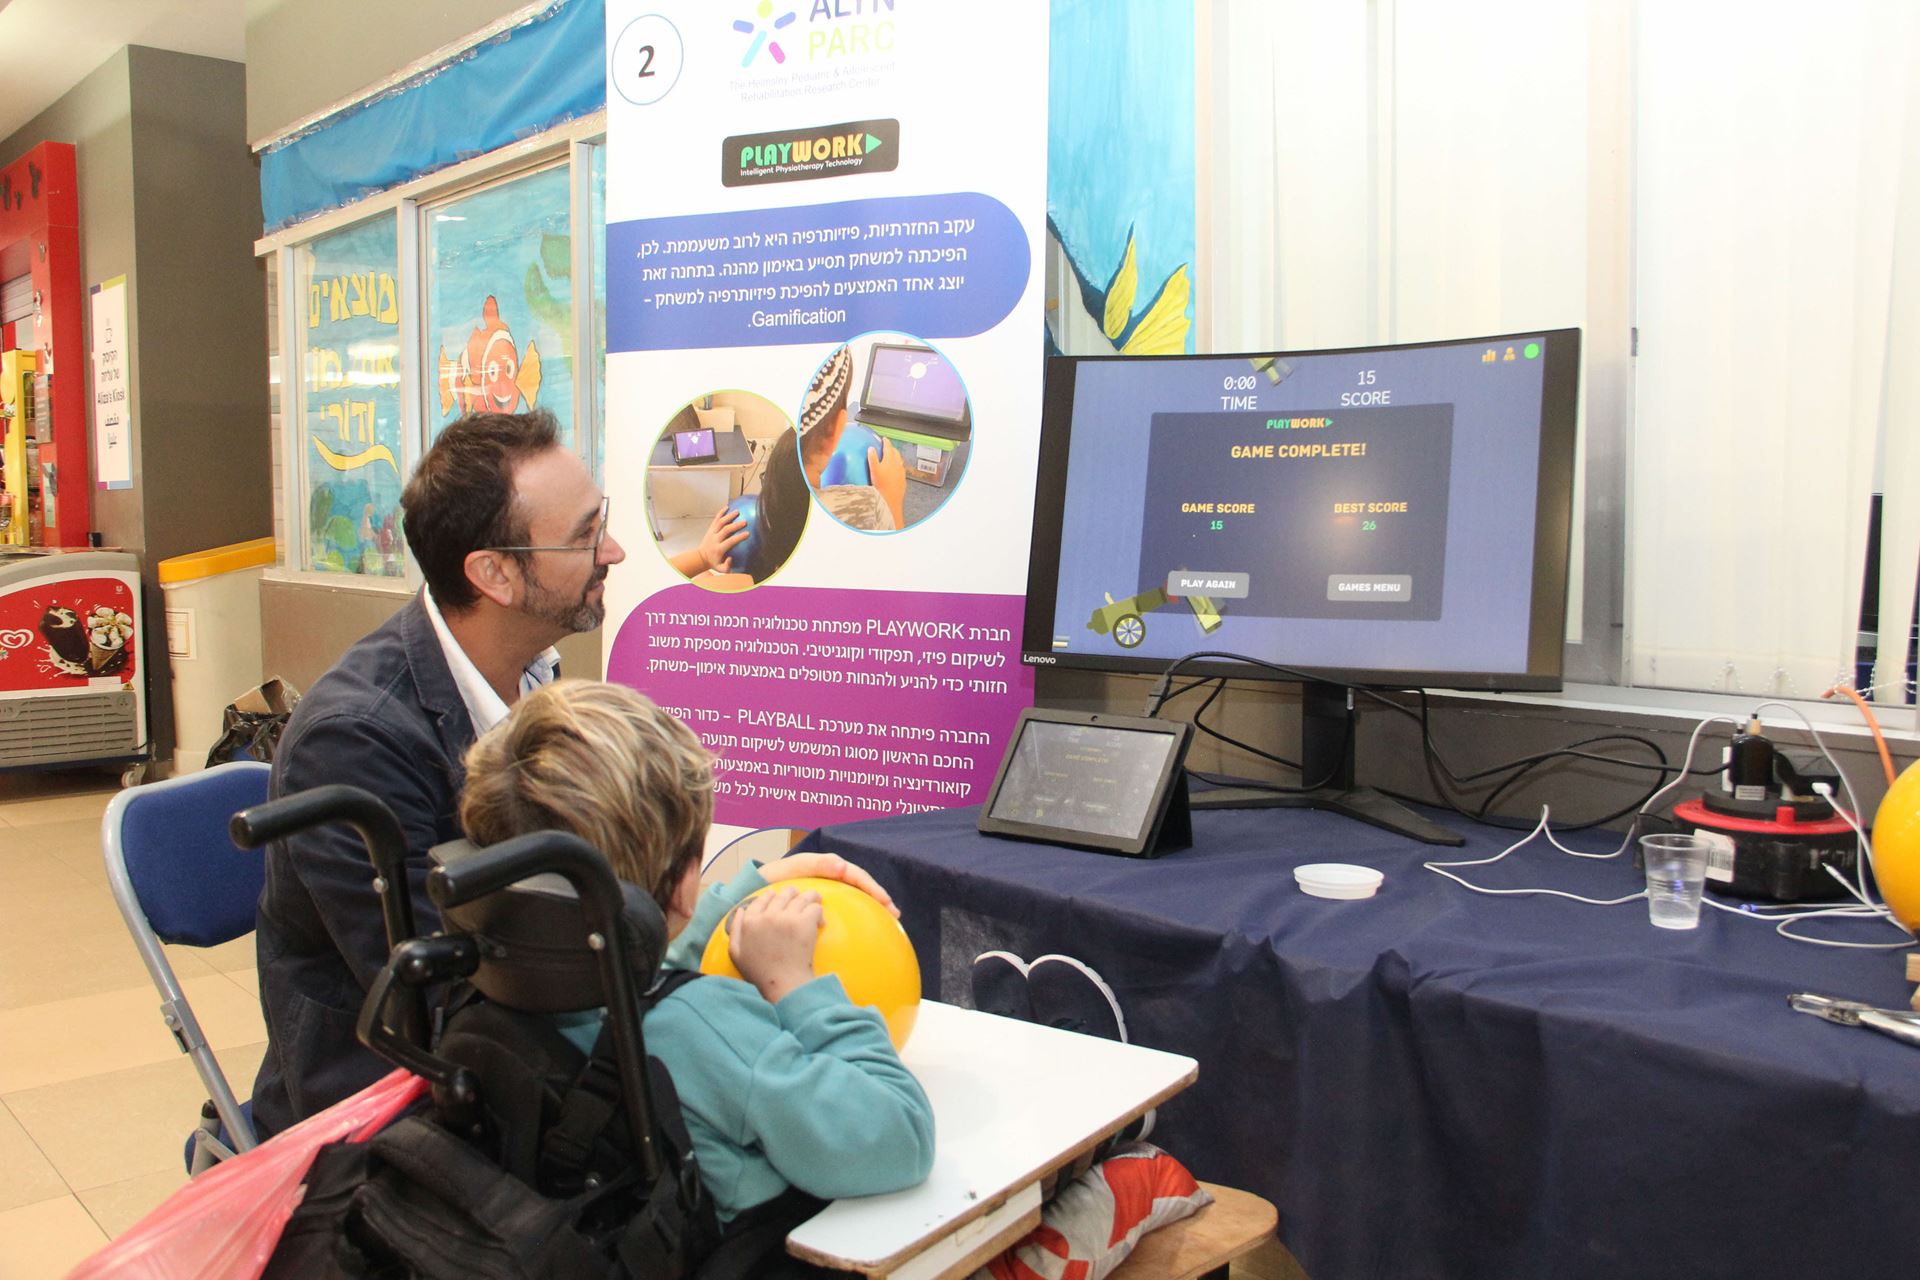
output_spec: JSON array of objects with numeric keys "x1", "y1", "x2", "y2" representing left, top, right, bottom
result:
[{"x1": 1788, "y1": 992, "x2": 1920, "y2": 1048}]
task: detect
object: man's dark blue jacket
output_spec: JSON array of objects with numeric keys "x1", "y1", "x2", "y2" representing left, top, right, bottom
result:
[{"x1": 250, "y1": 594, "x2": 475, "y2": 1137}]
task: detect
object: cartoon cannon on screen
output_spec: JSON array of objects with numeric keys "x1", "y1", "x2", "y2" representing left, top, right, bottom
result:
[{"x1": 1086, "y1": 580, "x2": 1225, "y2": 649}]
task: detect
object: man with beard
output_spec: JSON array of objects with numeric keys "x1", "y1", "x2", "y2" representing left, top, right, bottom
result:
[{"x1": 250, "y1": 409, "x2": 626, "y2": 1136}]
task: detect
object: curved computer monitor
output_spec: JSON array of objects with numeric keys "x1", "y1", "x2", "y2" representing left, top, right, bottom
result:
[
  {"x1": 1023, "y1": 330, "x2": 1579, "y2": 690},
  {"x1": 1019, "y1": 331, "x2": 1581, "y2": 843}
]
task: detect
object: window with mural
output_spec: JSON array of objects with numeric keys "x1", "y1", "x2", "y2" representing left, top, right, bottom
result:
[
  {"x1": 295, "y1": 215, "x2": 405, "y2": 577},
  {"x1": 426, "y1": 164, "x2": 575, "y2": 450},
  {"x1": 590, "y1": 143, "x2": 607, "y2": 482}
]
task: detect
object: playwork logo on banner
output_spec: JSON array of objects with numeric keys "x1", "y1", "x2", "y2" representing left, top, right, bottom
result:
[{"x1": 724, "y1": 119, "x2": 899, "y2": 186}]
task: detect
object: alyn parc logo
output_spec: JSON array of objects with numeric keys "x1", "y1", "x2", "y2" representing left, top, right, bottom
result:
[
  {"x1": 733, "y1": 2, "x2": 797, "y2": 66},
  {"x1": 735, "y1": 1, "x2": 899, "y2": 69},
  {"x1": 723, "y1": 118, "x2": 900, "y2": 187}
]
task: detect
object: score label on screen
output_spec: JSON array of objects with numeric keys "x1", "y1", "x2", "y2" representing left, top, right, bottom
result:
[{"x1": 1137, "y1": 404, "x2": 1454, "y2": 622}]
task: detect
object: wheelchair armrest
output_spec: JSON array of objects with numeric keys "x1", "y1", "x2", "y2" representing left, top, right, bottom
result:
[{"x1": 231, "y1": 785, "x2": 418, "y2": 949}]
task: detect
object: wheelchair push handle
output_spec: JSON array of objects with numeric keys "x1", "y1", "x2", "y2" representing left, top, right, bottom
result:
[
  {"x1": 428, "y1": 830, "x2": 663, "y2": 1181},
  {"x1": 230, "y1": 784, "x2": 418, "y2": 951},
  {"x1": 428, "y1": 830, "x2": 624, "y2": 917}
]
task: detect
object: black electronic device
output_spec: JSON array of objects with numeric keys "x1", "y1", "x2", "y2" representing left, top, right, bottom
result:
[
  {"x1": 1662, "y1": 792, "x2": 1861, "y2": 901},
  {"x1": 852, "y1": 341, "x2": 972, "y2": 441},
  {"x1": 1657, "y1": 724, "x2": 1860, "y2": 901},
  {"x1": 978, "y1": 709, "x2": 1192, "y2": 858},
  {"x1": 671, "y1": 427, "x2": 719, "y2": 465},
  {"x1": 1019, "y1": 331, "x2": 1581, "y2": 845}
]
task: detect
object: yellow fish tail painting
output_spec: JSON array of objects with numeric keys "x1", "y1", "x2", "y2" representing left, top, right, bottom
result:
[
  {"x1": 437, "y1": 295, "x2": 542, "y2": 417},
  {"x1": 310, "y1": 437, "x2": 399, "y2": 475}
]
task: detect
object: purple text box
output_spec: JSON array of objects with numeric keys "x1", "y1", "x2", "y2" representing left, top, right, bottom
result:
[
  {"x1": 608, "y1": 584, "x2": 1035, "y2": 830},
  {"x1": 607, "y1": 192, "x2": 1030, "y2": 351}
]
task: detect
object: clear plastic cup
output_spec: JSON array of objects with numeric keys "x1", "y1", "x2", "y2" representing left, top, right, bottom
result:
[{"x1": 1641, "y1": 833, "x2": 1710, "y2": 929}]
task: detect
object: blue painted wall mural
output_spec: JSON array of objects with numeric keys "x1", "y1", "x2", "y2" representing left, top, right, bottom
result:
[
  {"x1": 1047, "y1": 0, "x2": 1197, "y2": 356},
  {"x1": 426, "y1": 164, "x2": 576, "y2": 448},
  {"x1": 299, "y1": 216, "x2": 404, "y2": 577}
]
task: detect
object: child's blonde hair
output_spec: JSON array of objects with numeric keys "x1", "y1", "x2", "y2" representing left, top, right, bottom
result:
[{"x1": 460, "y1": 679, "x2": 714, "y2": 908}]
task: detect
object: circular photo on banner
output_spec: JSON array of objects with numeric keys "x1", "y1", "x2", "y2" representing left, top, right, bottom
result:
[
  {"x1": 798, "y1": 333, "x2": 972, "y2": 534},
  {"x1": 645, "y1": 390, "x2": 808, "y2": 591}
]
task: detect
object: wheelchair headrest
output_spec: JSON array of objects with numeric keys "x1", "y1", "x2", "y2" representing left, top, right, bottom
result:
[{"x1": 428, "y1": 839, "x2": 669, "y2": 1014}]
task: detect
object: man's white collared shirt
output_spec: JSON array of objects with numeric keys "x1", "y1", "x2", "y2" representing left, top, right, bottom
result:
[{"x1": 422, "y1": 589, "x2": 562, "y2": 735}]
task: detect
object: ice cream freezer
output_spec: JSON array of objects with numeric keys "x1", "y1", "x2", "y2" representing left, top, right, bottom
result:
[{"x1": 0, "y1": 548, "x2": 145, "y2": 773}]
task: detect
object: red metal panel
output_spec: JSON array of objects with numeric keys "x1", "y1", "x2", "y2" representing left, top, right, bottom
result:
[{"x1": 0, "y1": 142, "x2": 88, "y2": 545}]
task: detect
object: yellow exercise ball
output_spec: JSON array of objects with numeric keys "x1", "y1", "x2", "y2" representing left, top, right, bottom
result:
[
  {"x1": 700, "y1": 877, "x2": 921, "y2": 1049},
  {"x1": 1874, "y1": 760, "x2": 1920, "y2": 932}
]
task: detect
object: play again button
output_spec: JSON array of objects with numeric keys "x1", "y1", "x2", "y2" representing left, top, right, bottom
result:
[{"x1": 724, "y1": 118, "x2": 901, "y2": 187}]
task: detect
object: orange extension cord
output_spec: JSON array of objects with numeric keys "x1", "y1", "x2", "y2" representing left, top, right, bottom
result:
[{"x1": 1821, "y1": 684, "x2": 1899, "y2": 786}]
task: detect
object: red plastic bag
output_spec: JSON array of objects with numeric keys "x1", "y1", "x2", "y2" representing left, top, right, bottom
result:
[{"x1": 67, "y1": 1069, "x2": 428, "y2": 1280}]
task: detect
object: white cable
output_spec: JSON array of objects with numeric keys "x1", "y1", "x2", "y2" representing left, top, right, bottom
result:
[
  {"x1": 1852, "y1": 676, "x2": 1918, "y2": 701},
  {"x1": 1702, "y1": 896, "x2": 1916, "y2": 949},
  {"x1": 1751, "y1": 701, "x2": 1887, "y2": 911},
  {"x1": 1583, "y1": 713, "x2": 1742, "y2": 858},
  {"x1": 1422, "y1": 806, "x2": 1648, "y2": 906},
  {"x1": 1698, "y1": 705, "x2": 1914, "y2": 947},
  {"x1": 1421, "y1": 709, "x2": 1918, "y2": 944},
  {"x1": 1819, "y1": 791, "x2": 1882, "y2": 912}
]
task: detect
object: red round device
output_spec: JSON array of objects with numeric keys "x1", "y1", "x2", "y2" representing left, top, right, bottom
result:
[{"x1": 1669, "y1": 794, "x2": 1859, "y2": 901}]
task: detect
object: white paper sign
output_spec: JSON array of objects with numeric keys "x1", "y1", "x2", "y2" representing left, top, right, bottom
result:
[{"x1": 90, "y1": 276, "x2": 132, "y2": 491}]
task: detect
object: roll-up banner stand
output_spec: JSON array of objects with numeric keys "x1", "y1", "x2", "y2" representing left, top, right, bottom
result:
[{"x1": 604, "y1": 2, "x2": 1047, "y2": 838}]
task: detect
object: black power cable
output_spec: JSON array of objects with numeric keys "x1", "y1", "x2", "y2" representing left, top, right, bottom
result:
[{"x1": 1139, "y1": 650, "x2": 1718, "y2": 830}]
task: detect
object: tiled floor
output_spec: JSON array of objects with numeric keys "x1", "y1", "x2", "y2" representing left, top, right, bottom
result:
[
  {"x1": 0, "y1": 769, "x2": 265, "y2": 1280},
  {"x1": 0, "y1": 769, "x2": 1305, "y2": 1279}
]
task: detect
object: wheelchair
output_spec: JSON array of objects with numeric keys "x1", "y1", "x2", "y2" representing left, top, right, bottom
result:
[{"x1": 227, "y1": 785, "x2": 823, "y2": 1280}]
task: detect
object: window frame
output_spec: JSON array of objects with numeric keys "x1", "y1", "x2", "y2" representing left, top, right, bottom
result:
[{"x1": 257, "y1": 111, "x2": 607, "y2": 594}]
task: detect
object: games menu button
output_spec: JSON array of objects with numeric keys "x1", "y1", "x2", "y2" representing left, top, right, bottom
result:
[{"x1": 1327, "y1": 575, "x2": 1413, "y2": 603}]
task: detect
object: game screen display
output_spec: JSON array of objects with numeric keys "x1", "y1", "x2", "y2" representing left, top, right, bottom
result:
[
  {"x1": 986, "y1": 718, "x2": 1180, "y2": 840},
  {"x1": 1027, "y1": 333, "x2": 1577, "y2": 685},
  {"x1": 862, "y1": 344, "x2": 969, "y2": 422},
  {"x1": 672, "y1": 427, "x2": 717, "y2": 461}
]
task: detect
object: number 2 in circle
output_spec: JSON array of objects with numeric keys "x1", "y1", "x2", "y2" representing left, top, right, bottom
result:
[{"x1": 611, "y1": 15, "x2": 682, "y2": 107}]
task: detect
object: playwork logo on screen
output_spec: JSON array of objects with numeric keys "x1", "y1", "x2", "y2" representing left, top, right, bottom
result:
[{"x1": 723, "y1": 119, "x2": 900, "y2": 187}]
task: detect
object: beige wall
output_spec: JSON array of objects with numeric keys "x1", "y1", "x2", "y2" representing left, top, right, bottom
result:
[
  {"x1": 261, "y1": 578, "x2": 601, "y2": 701},
  {"x1": 3, "y1": 48, "x2": 269, "y2": 761}
]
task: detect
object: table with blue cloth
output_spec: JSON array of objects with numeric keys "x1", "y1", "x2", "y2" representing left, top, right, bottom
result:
[{"x1": 798, "y1": 800, "x2": 1920, "y2": 1280}]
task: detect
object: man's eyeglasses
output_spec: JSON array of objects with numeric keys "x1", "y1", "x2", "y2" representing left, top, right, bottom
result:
[{"x1": 488, "y1": 496, "x2": 611, "y2": 555}]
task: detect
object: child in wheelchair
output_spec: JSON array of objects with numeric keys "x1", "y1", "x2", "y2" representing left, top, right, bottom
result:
[
  {"x1": 458, "y1": 678, "x2": 935, "y2": 1226},
  {"x1": 75, "y1": 683, "x2": 1205, "y2": 1280}
]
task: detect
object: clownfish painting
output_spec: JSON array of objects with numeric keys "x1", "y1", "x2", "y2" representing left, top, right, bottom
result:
[{"x1": 437, "y1": 296, "x2": 542, "y2": 417}]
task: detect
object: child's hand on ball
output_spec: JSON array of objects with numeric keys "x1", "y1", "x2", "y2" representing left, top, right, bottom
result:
[
  {"x1": 729, "y1": 888, "x2": 825, "y2": 1004},
  {"x1": 762, "y1": 852, "x2": 899, "y2": 916}
]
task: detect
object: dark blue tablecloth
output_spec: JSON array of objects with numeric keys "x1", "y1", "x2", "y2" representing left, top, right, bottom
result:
[{"x1": 800, "y1": 801, "x2": 1920, "y2": 1280}]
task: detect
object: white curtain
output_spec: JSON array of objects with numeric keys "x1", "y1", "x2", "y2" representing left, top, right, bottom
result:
[
  {"x1": 1630, "y1": 0, "x2": 1918, "y2": 701},
  {"x1": 1204, "y1": 0, "x2": 1592, "y2": 357},
  {"x1": 1874, "y1": 27, "x2": 1920, "y2": 706},
  {"x1": 1203, "y1": 0, "x2": 1373, "y2": 353},
  {"x1": 1203, "y1": 0, "x2": 1917, "y2": 703},
  {"x1": 1204, "y1": 0, "x2": 1598, "y2": 638}
]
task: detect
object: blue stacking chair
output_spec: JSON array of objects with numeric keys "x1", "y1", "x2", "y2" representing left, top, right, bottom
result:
[{"x1": 102, "y1": 761, "x2": 271, "y2": 1173}]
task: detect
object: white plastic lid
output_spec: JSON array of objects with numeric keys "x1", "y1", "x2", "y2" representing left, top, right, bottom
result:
[{"x1": 1294, "y1": 863, "x2": 1385, "y2": 900}]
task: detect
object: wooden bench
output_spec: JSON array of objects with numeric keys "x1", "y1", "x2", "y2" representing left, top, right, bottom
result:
[{"x1": 1108, "y1": 1182, "x2": 1279, "y2": 1280}]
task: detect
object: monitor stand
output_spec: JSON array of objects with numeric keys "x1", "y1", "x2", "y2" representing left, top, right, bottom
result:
[{"x1": 1186, "y1": 681, "x2": 1465, "y2": 847}]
